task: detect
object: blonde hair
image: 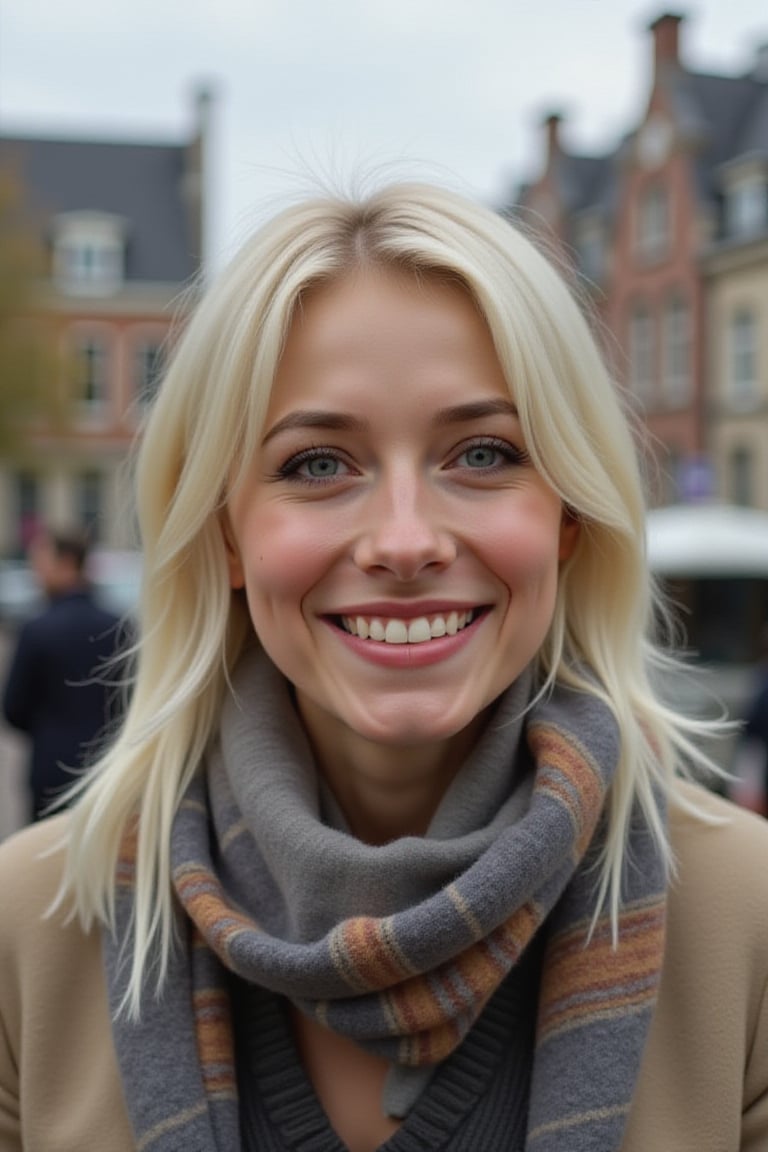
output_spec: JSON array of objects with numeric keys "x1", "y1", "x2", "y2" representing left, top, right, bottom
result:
[{"x1": 60, "y1": 181, "x2": 718, "y2": 1012}]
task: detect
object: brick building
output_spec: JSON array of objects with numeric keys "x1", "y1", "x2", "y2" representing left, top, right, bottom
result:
[
  {"x1": 0, "y1": 88, "x2": 211, "y2": 553},
  {"x1": 507, "y1": 12, "x2": 768, "y2": 509}
]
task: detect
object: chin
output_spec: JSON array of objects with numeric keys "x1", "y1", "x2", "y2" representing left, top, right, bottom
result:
[{"x1": 352, "y1": 704, "x2": 479, "y2": 749}]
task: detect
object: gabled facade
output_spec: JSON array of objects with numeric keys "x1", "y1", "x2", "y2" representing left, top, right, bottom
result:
[
  {"x1": 0, "y1": 88, "x2": 211, "y2": 553},
  {"x1": 506, "y1": 13, "x2": 768, "y2": 509}
]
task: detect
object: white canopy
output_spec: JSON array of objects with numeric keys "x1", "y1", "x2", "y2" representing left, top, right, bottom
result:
[{"x1": 646, "y1": 503, "x2": 768, "y2": 577}]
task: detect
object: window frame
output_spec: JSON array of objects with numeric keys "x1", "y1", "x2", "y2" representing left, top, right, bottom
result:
[
  {"x1": 628, "y1": 301, "x2": 655, "y2": 406},
  {"x1": 661, "y1": 292, "x2": 691, "y2": 409},
  {"x1": 635, "y1": 183, "x2": 670, "y2": 264},
  {"x1": 729, "y1": 308, "x2": 758, "y2": 410}
]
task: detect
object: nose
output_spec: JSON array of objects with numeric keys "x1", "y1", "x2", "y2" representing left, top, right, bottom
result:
[{"x1": 352, "y1": 466, "x2": 457, "y2": 581}]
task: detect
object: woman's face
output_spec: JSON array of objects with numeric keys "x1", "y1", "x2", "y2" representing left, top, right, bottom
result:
[{"x1": 224, "y1": 267, "x2": 577, "y2": 757}]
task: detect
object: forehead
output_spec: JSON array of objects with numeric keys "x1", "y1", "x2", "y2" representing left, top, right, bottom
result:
[{"x1": 266, "y1": 267, "x2": 509, "y2": 418}]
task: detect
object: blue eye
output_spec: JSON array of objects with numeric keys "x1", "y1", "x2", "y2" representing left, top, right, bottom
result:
[
  {"x1": 452, "y1": 438, "x2": 529, "y2": 471},
  {"x1": 462, "y1": 445, "x2": 501, "y2": 469},
  {"x1": 275, "y1": 448, "x2": 353, "y2": 484},
  {"x1": 302, "y1": 455, "x2": 342, "y2": 478}
]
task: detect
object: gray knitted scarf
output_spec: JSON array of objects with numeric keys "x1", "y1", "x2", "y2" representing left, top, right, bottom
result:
[{"x1": 104, "y1": 645, "x2": 667, "y2": 1151}]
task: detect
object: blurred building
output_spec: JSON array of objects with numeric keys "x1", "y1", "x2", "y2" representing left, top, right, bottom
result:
[
  {"x1": 505, "y1": 11, "x2": 768, "y2": 510},
  {"x1": 0, "y1": 88, "x2": 212, "y2": 554}
]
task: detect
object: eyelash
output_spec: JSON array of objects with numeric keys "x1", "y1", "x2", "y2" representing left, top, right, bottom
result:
[
  {"x1": 273, "y1": 446, "x2": 355, "y2": 485},
  {"x1": 273, "y1": 437, "x2": 530, "y2": 484},
  {"x1": 451, "y1": 437, "x2": 530, "y2": 471}
]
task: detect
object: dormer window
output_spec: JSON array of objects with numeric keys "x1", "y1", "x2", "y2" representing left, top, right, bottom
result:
[
  {"x1": 52, "y1": 212, "x2": 127, "y2": 295},
  {"x1": 726, "y1": 174, "x2": 767, "y2": 239}
]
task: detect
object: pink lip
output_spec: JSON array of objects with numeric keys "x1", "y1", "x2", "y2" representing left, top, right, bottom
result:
[
  {"x1": 323, "y1": 610, "x2": 487, "y2": 669},
  {"x1": 329, "y1": 600, "x2": 483, "y2": 620}
]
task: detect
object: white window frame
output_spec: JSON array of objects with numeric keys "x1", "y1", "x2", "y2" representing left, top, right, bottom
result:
[
  {"x1": 628, "y1": 303, "x2": 655, "y2": 405},
  {"x1": 52, "y1": 212, "x2": 126, "y2": 296},
  {"x1": 76, "y1": 469, "x2": 104, "y2": 542},
  {"x1": 70, "y1": 327, "x2": 113, "y2": 421},
  {"x1": 726, "y1": 176, "x2": 767, "y2": 239},
  {"x1": 661, "y1": 293, "x2": 691, "y2": 408},
  {"x1": 729, "y1": 308, "x2": 758, "y2": 409},
  {"x1": 134, "y1": 339, "x2": 165, "y2": 407}
]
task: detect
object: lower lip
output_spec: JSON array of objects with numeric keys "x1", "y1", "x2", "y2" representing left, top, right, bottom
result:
[{"x1": 325, "y1": 613, "x2": 486, "y2": 669}]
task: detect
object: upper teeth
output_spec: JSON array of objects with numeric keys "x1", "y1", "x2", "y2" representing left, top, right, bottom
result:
[{"x1": 341, "y1": 610, "x2": 475, "y2": 644}]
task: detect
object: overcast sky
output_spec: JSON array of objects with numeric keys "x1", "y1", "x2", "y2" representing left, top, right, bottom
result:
[{"x1": 1, "y1": 0, "x2": 766, "y2": 267}]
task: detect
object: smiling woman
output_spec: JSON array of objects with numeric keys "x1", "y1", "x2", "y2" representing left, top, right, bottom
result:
[
  {"x1": 1, "y1": 183, "x2": 767, "y2": 1152},
  {"x1": 222, "y1": 269, "x2": 576, "y2": 806}
]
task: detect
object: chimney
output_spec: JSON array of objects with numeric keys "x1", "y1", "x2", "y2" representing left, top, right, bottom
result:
[
  {"x1": 649, "y1": 12, "x2": 685, "y2": 77},
  {"x1": 543, "y1": 111, "x2": 564, "y2": 171},
  {"x1": 184, "y1": 83, "x2": 215, "y2": 272}
]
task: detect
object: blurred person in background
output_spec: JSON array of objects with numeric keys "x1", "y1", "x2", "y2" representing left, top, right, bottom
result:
[
  {"x1": 1, "y1": 525, "x2": 124, "y2": 821},
  {"x1": 730, "y1": 626, "x2": 768, "y2": 817},
  {"x1": 0, "y1": 185, "x2": 767, "y2": 1151}
]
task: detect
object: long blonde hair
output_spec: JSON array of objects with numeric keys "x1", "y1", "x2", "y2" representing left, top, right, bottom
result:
[{"x1": 60, "y1": 181, "x2": 717, "y2": 1013}]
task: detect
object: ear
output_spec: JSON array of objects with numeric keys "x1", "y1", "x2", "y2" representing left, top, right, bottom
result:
[
  {"x1": 558, "y1": 508, "x2": 580, "y2": 562},
  {"x1": 219, "y1": 512, "x2": 245, "y2": 589}
]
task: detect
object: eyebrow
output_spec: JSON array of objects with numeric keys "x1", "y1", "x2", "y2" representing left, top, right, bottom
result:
[
  {"x1": 434, "y1": 399, "x2": 519, "y2": 425},
  {"x1": 261, "y1": 410, "x2": 365, "y2": 445},
  {"x1": 261, "y1": 399, "x2": 519, "y2": 445}
]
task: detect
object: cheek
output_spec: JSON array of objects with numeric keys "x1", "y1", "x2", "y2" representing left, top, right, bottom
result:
[
  {"x1": 236, "y1": 507, "x2": 339, "y2": 612},
  {"x1": 477, "y1": 505, "x2": 565, "y2": 593}
]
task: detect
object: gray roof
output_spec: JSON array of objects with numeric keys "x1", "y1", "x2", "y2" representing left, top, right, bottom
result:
[
  {"x1": 675, "y1": 69, "x2": 768, "y2": 237},
  {"x1": 557, "y1": 153, "x2": 615, "y2": 216},
  {"x1": 505, "y1": 61, "x2": 768, "y2": 242},
  {"x1": 0, "y1": 134, "x2": 199, "y2": 283}
]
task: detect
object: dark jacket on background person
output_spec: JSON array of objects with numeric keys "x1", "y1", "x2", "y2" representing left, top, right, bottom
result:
[{"x1": 2, "y1": 589, "x2": 123, "y2": 820}]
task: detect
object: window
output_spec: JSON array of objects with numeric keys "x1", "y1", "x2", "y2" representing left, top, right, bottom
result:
[
  {"x1": 576, "y1": 222, "x2": 605, "y2": 284},
  {"x1": 635, "y1": 184, "x2": 670, "y2": 263},
  {"x1": 14, "y1": 471, "x2": 41, "y2": 552},
  {"x1": 135, "y1": 341, "x2": 165, "y2": 406},
  {"x1": 52, "y1": 212, "x2": 126, "y2": 296},
  {"x1": 726, "y1": 176, "x2": 767, "y2": 239},
  {"x1": 73, "y1": 335, "x2": 110, "y2": 412},
  {"x1": 59, "y1": 241, "x2": 122, "y2": 289},
  {"x1": 628, "y1": 303, "x2": 655, "y2": 405},
  {"x1": 77, "y1": 471, "x2": 104, "y2": 542},
  {"x1": 729, "y1": 309, "x2": 758, "y2": 408},
  {"x1": 730, "y1": 445, "x2": 753, "y2": 507},
  {"x1": 661, "y1": 293, "x2": 690, "y2": 408},
  {"x1": 665, "y1": 446, "x2": 682, "y2": 503}
]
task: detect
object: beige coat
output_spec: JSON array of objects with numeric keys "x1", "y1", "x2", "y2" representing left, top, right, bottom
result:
[{"x1": 1, "y1": 781, "x2": 767, "y2": 1151}]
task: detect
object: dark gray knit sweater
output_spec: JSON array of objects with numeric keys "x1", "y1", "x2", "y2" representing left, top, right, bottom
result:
[{"x1": 231, "y1": 934, "x2": 542, "y2": 1151}]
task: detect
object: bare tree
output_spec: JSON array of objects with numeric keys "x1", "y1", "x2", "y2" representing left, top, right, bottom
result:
[{"x1": 0, "y1": 163, "x2": 61, "y2": 456}]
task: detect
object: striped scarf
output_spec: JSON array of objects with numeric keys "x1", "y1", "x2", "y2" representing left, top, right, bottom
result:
[{"x1": 104, "y1": 645, "x2": 667, "y2": 1152}]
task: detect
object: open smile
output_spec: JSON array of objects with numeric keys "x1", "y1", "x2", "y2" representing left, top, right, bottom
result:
[{"x1": 336, "y1": 608, "x2": 487, "y2": 645}]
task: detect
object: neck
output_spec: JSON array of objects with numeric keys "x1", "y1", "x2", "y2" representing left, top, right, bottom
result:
[{"x1": 297, "y1": 699, "x2": 490, "y2": 845}]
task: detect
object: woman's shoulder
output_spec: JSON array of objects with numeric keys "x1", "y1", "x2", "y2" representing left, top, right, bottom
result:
[
  {"x1": 625, "y1": 781, "x2": 768, "y2": 1149},
  {"x1": 670, "y1": 778, "x2": 768, "y2": 872},
  {"x1": 667, "y1": 779, "x2": 768, "y2": 962},
  {"x1": 0, "y1": 815, "x2": 75, "y2": 959}
]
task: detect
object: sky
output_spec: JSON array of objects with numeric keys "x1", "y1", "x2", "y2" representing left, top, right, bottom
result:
[{"x1": 0, "y1": 0, "x2": 766, "y2": 268}]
